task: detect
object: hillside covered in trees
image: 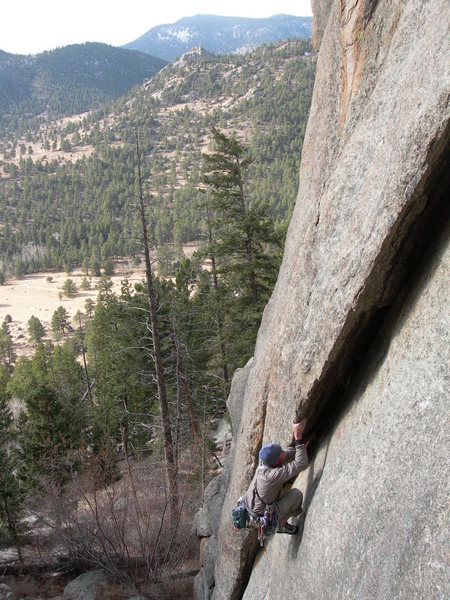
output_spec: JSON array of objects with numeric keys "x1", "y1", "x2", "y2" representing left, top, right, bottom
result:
[
  {"x1": 125, "y1": 14, "x2": 313, "y2": 61},
  {"x1": 0, "y1": 43, "x2": 166, "y2": 132},
  {"x1": 0, "y1": 38, "x2": 315, "y2": 279}
]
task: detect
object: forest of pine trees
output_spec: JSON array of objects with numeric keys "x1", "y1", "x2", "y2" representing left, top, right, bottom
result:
[
  {"x1": 0, "y1": 128, "x2": 291, "y2": 590},
  {"x1": 0, "y1": 39, "x2": 315, "y2": 280}
]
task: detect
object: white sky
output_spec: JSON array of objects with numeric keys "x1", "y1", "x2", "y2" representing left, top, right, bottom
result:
[{"x1": 0, "y1": 1, "x2": 313, "y2": 55}]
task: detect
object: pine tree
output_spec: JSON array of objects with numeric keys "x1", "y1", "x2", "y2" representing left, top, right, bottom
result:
[
  {"x1": 7, "y1": 342, "x2": 86, "y2": 486},
  {"x1": 17, "y1": 383, "x2": 66, "y2": 484},
  {"x1": 51, "y1": 306, "x2": 70, "y2": 340},
  {"x1": 87, "y1": 285, "x2": 151, "y2": 455},
  {"x1": 62, "y1": 278, "x2": 78, "y2": 298},
  {"x1": 27, "y1": 315, "x2": 46, "y2": 345},
  {"x1": 201, "y1": 127, "x2": 281, "y2": 368},
  {"x1": 0, "y1": 319, "x2": 16, "y2": 372}
]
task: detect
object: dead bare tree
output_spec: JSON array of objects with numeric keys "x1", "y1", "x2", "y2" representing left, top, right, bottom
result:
[
  {"x1": 25, "y1": 450, "x2": 200, "y2": 595},
  {"x1": 78, "y1": 313, "x2": 93, "y2": 407},
  {"x1": 135, "y1": 135, "x2": 178, "y2": 518}
]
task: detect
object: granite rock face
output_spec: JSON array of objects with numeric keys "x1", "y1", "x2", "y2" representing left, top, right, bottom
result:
[
  {"x1": 194, "y1": 1, "x2": 450, "y2": 598},
  {"x1": 311, "y1": 0, "x2": 333, "y2": 49},
  {"x1": 243, "y1": 228, "x2": 449, "y2": 599}
]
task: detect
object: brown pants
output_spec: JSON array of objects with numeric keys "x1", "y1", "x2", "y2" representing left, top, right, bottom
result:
[{"x1": 278, "y1": 488, "x2": 303, "y2": 522}]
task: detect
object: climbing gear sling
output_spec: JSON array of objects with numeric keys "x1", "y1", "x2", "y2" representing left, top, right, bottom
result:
[
  {"x1": 250, "y1": 472, "x2": 280, "y2": 546},
  {"x1": 231, "y1": 472, "x2": 280, "y2": 546}
]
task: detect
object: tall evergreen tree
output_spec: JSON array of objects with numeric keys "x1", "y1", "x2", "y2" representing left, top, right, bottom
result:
[
  {"x1": 51, "y1": 306, "x2": 70, "y2": 340},
  {"x1": 201, "y1": 127, "x2": 281, "y2": 368},
  {"x1": 27, "y1": 315, "x2": 46, "y2": 345},
  {"x1": 87, "y1": 284, "x2": 152, "y2": 455},
  {"x1": 7, "y1": 343, "x2": 86, "y2": 486},
  {"x1": 0, "y1": 319, "x2": 16, "y2": 373}
]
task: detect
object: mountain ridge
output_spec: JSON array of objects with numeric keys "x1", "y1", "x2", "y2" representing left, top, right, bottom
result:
[
  {"x1": 124, "y1": 14, "x2": 313, "y2": 61},
  {"x1": 0, "y1": 42, "x2": 166, "y2": 127}
]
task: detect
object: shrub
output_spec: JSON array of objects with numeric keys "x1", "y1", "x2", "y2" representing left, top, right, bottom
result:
[{"x1": 62, "y1": 278, "x2": 78, "y2": 298}]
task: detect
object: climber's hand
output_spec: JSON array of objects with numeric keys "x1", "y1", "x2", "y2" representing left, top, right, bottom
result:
[{"x1": 292, "y1": 418, "x2": 307, "y2": 440}]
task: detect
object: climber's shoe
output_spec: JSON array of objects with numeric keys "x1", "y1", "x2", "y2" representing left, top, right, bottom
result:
[{"x1": 275, "y1": 523, "x2": 299, "y2": 535}]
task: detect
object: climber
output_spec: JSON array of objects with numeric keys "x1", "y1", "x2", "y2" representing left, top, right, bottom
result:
[{"x1": 243, "y1": 419, "x2": 308, "y2": 534}]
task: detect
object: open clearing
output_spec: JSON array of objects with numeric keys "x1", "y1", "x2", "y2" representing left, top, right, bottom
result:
[
  {"x1": 0, "y1": 243, "x2": 200, "y2": 357},
  {"x1": 0, "y1": 260, "x2": 145, "y2": 357}
]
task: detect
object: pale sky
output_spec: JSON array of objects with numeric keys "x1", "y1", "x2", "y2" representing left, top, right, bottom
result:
[{"x1": 0, "y1": 1, "x2": 313, "y2": 55}]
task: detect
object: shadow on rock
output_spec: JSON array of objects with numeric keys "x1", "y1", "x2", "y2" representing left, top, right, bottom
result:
[{"x1": 289, "y1": 437, "x2": 331, "y2": 559}]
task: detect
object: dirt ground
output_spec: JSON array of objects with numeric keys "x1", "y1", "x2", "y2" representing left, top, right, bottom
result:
[
  {"x1": 0, "y1": 261, "x2": 145, "y2": 357},
  {"x1": 0, "y1": 244, "x2": 200, "y2": 358}
]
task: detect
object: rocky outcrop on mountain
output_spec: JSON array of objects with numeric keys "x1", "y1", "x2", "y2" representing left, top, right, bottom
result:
[
  {"x1": 194, "y1": 1, "x2": 449, "y2": 598},
  {"x1": 172, "y1": 46, "x2": 213, "y2": 67}
]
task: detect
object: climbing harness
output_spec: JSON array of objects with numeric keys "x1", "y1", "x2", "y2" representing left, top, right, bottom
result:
[
  {"x1": 250, "y1": 474, "x2": 280, "y2": 546},
  {"x1": 231, "y1": 475, "x2": 280, "y2": 546},
  {"x1": 241, "y1": 500, "x2": 278, "y2": 547}
]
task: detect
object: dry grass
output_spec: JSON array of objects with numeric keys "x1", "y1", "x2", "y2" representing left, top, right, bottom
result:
[{"x1": 0, "y1": 261, "x2": 143, "y2": 357}]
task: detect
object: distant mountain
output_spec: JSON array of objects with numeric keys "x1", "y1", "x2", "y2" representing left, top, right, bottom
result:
[
  {"x1": 124, "y1": 14, "x2": 313, "y2": 61},
  {"x1": 0, "y1": 43, "x2": 166, "y2": 127}
]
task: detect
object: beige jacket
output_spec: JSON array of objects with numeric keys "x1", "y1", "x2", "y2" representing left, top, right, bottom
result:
[{"x1": 243, "y1": 443, "x2": 308, "y2": 516}]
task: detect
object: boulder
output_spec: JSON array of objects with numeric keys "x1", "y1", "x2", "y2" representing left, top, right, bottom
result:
[
  {"x1": 194, "y1": 570, "x2": 207, "y2": 600},
  {"x1": 63, "y1": 570, "x2": 110, "y2": 600},
  {"x1": 0, "y1": 583, "x2": 12, "y2": 600},
  {"x1": 202, "y1": 535, "x2": 218, "y2": 590},
  {"x1": 193, "y1": 472, "x2": 229, "y2": 538}
]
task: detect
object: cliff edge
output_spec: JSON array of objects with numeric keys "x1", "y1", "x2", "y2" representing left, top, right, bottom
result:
[{"x1": 195, "y1": 1, "x2": 449, "y2": 598}]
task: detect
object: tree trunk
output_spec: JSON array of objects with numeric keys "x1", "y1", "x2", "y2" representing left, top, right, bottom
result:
[
  {"x1": 170, "y1": 298, "x2": 200, "y2": 440},
  {"x1": 135, "y1": 136, "x2": 177, "y2": 516},
  {"x1": 237, "y1": 159, "x2": 259, "y2": 305},
  {"x1": 78, "y1": 314, "x2": 93, "y2": 407},
  {"x1": 120, "y1": 397, "x2": 129, "y2": 458},
  {"x1": 207, "y1": 213, "x2": 229, "y2": 390}
]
